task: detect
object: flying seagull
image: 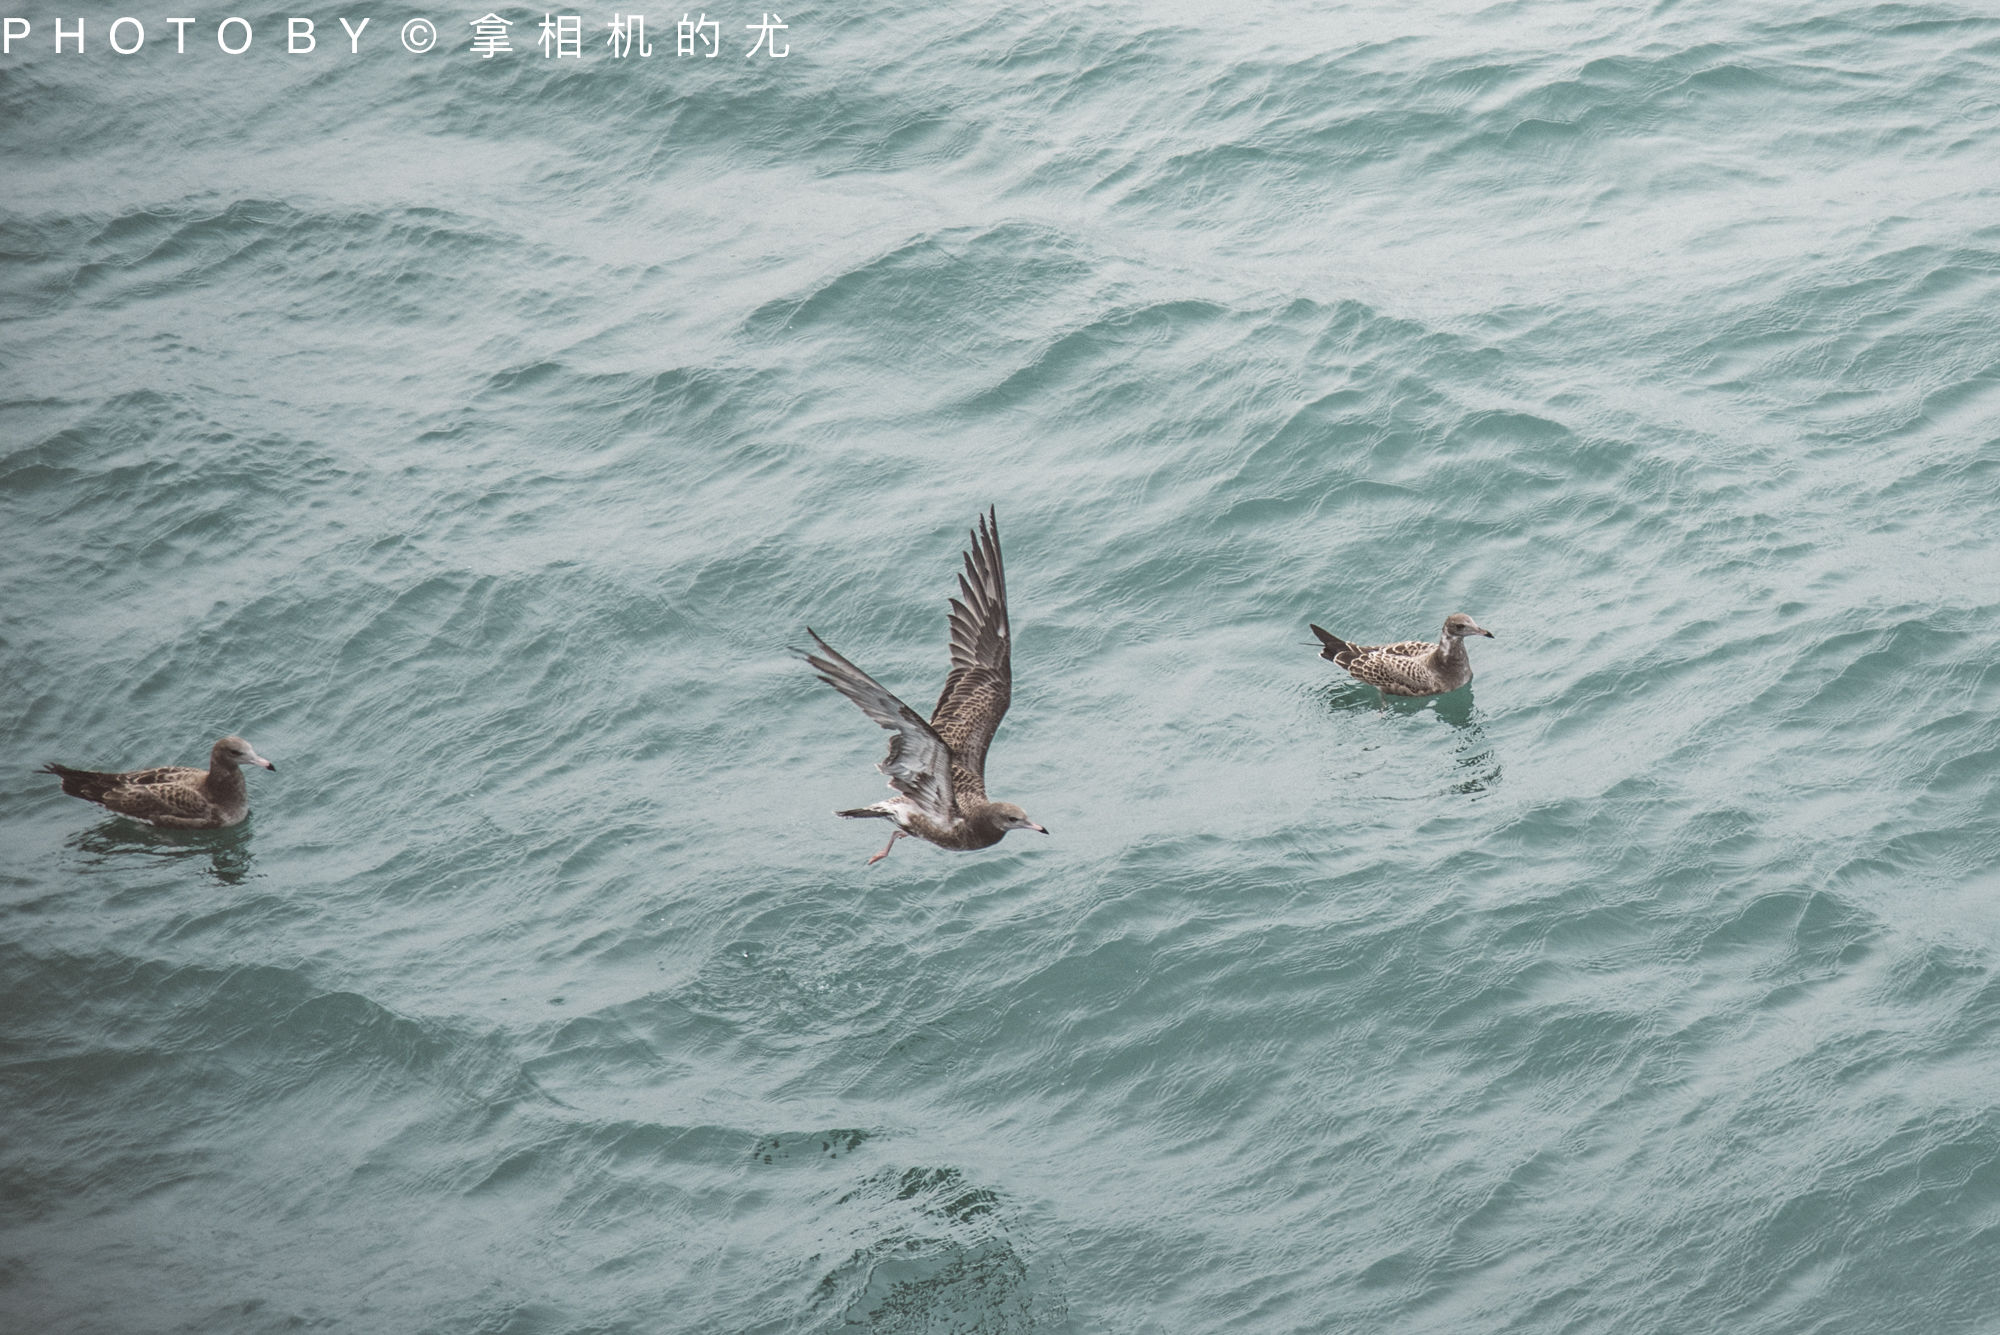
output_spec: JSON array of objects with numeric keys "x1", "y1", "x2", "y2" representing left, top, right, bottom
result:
[
  {"x1": 41, "y1": 735, "x2": 276, "y2": 828},
  {"x1": 1310, "y1": 613, "x2": 1495, "y2": 697},
  {"x1": 802, "y1": 508, "x2": 1048, "y2": 864}
]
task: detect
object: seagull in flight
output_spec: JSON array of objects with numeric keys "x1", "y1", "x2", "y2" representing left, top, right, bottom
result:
[{"x1": 802, "y1": 508, "x2": 1049, "y2": 864}]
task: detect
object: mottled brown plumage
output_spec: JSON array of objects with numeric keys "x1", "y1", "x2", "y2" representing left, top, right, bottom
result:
[
  {"x1": 802, "y1": 508, "x2": 1048, "y2": 864},
  {"x1": 41, "y1": 735, "x2": 276, "y2": 828},
  {"x1": 1311, "y1": 613, "x2": 1495, "y2": 697}
]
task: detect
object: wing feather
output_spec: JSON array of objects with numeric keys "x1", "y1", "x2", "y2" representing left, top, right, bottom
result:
[
  {"x1": 803, "y1": 630, "x2": 957, "y2": 824},
  {"x1": 1360, "y1": 640, "x2": 1434, "y2": 658},
  {"x1": 99, "y1": 779, "x2": 221, "y2": 826},
  {"x1": 929, "y1": 508, "x2": 1011, "y2": 800},
  {"x1": 1345, "y1": 648, "x2": 1445, "y2": 696},
  {"x1": 120, "y1": 766, "x2": 206, "y2": 787}
]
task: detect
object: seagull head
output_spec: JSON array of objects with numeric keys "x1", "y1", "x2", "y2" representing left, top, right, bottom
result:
[
  {"x1": 216, "y1": 736, "x2": 277, "y2": 772},
  {"x1": 1443, "y1": 613, "x2": 1494, "y2": 640},
  {"x1": 991, "y1": 803, "x2": 1049, "y2": 837}
]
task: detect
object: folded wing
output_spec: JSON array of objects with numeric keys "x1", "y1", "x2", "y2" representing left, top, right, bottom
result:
[
  {"x1": 1346, "y1": 649, "x2": 1445, "y2": 697},
  {"x1": 100, "y1": 780, "x2": 220, "y2": 826}
]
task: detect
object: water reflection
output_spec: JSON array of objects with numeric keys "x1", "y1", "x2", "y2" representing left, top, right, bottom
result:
[
  {"x1": 1310, "y1": 680, "x2": 1502, "y2": 795},
  {"x1": 68, "y1": 819, "x2": 256, "y2": 884}
]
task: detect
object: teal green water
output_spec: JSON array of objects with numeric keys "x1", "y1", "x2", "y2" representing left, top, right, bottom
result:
[{"x1": 5, "y1": 3, "x2": 2000, "y2": 1331}]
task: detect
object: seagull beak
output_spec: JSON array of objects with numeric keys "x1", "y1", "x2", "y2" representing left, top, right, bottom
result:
[
  {"x1": 1480, "y1": 628, "x2": 1495, "y2": 639},
  {"x1": 1031, "y1": 823, "x2": 1049, "y2": 835}
]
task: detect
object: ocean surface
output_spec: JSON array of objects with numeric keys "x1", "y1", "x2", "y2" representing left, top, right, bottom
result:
[{"x1": 5, "y1": 1, "x2": 2000, "y2": 1331}]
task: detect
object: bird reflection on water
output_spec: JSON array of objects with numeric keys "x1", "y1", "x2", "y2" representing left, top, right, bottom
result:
[
  {"x1": 68, "y1": 819, "x2": 256, "y2": 885},
  {"x1": 1310, "y1": 680, "x2": 1502, "y2": 797}
]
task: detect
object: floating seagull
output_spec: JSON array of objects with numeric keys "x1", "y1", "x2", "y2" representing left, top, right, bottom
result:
[
  {"x1": 41, "y1": 735, "x2": 276, "y2": 828},
  {"x1": 1310, "y1": 613, "x2": 1495, "y2": 697},
  {"x1": 802, "y1": 508, "x2": 1048, "y2": 865}
]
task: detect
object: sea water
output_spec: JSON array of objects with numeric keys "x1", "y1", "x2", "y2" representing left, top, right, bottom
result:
[{"x1": 4, "y1": 2, "x2": 1999, "y2": 1331}]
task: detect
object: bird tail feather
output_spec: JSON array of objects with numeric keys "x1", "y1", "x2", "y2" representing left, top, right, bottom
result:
[
  {"x1": 1309, "y1": 624, "x2": 1354, "y2": 664},
  {"x1": 41, "y1": 763, "x2": 119, "y2": 801}
]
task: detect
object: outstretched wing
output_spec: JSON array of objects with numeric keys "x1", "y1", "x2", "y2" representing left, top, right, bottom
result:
[
  {"x1": 929, "y1": 508, "x2": 1011, "y2": 801},
  {"x1": 803, "y1": 630, "x2": 957, "y2": 824}
]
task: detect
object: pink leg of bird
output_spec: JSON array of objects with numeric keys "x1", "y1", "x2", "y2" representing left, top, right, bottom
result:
[{"x1": 868, "y1": 830, "x2": 904, "y2": 865}]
